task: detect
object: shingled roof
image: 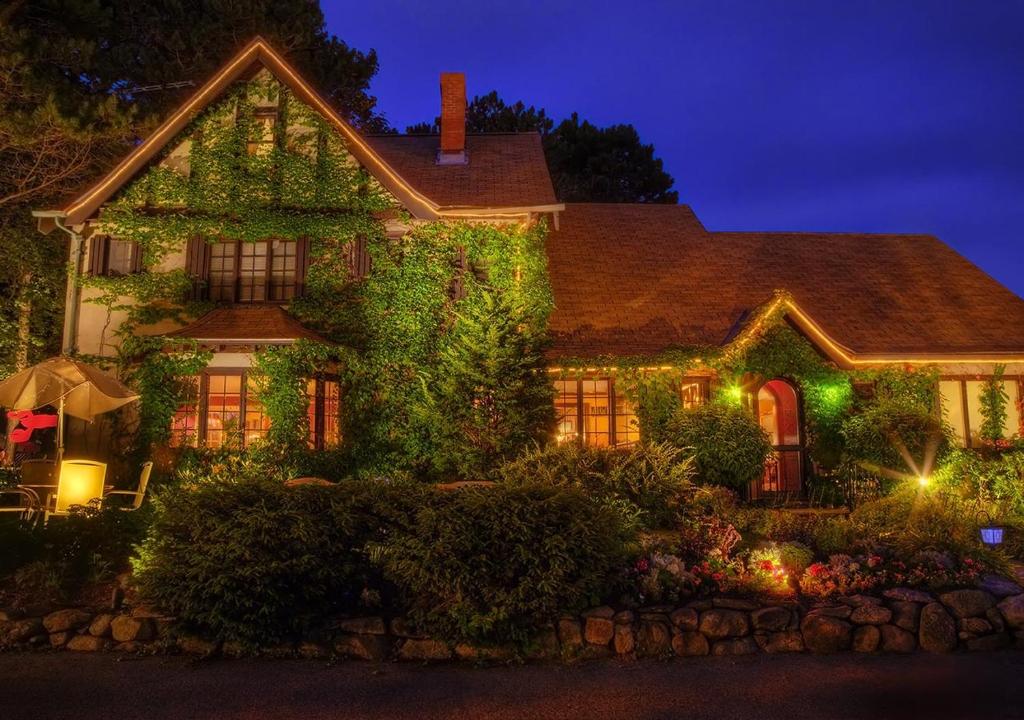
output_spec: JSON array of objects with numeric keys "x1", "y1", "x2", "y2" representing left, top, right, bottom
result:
[
  {"x1": 545, "y1": 203, "x2": 1024, "y2": 363},
  {"x1": 166, "y1": 305, "x2": 327, "y2": 345},
  {"x1": 365, "y1": 133, "x2": 556, "y2": 209}
]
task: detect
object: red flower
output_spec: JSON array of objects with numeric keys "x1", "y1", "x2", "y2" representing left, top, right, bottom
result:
[
  {"x1": 635, "y1": 558, "x2": 650, "y2": 573},
  {"x1": 758, "y1": 560, "x2": 775, "y2": 572}
]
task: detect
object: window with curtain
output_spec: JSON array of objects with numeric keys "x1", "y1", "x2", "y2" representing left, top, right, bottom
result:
[
  {"x1": 197, "y1": 239, "x2": 306, "y2": 303},
  {"x1": 939, "y1": 376, "x2": 1022, "y2": 447}
]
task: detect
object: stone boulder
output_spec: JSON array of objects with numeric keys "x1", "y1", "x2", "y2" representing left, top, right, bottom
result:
[
  {"x1": 938, "y1": 590, "x2": 996, "y2": 619},
  {"x1": 557, "y1": 618, "x2": 583, "y2": 651},
  {"x1": 637, "y1": 621, "x2": 672, "y2": 657},
  {"x1": 335, "y1": 634, "x2": 390, "y2": 662},
  {"x1": 961, "y1": 617, "x2": 993, "y2": 635},
  {"x1": 398, "y1": 638, "x2": 451, "y2": 661},
  {"x1": 756, "y1": 630, "x2": 804, "y2": 653},
  {"x1": 0, "y1": 617, "x2": 43, "y2": 645},
  {"x1": 800, "y1": 615, "x2": 852, "y2": 654},
  {"x1": 613, "y1": 624, "x2": 635, "y2": 655},
  {"x1": 67, "y1": 635, "x2": 110, "y2": 652},
  {"x1": 89, "y1": 614, "x2": 113, "y2": 638},
  {"x1": 966, "y1": 634, "x2": 1010, "y2": 652},
  {"x1": 669, "y1": 607, "x2": 698, "y2": 631},
  {"x1": 699, "y1": 609, "x2": 749, "y2": 640},
  {"x1": 918, "y1": 603, "x2": 956, "y2": 653},
  {"x1": 584, "y1": 616, "x2": 615, "y2": 646},
  {"x1": 850, "y1": 605, "x2": 891, "y2": 625},
  {"x1": 751, "y1": 607, "x2": 792, "y2": 633},
  {"x1": 879, "y1": 624, "x2": 916, "y2": 653},
  {"x1": 712, "y1": 597, "x2": 759, "y2": 611},
  {"x1": 977, "y1": 575, "x2": 1023, "y2": 598},
  {"x1": 711, "y1": 637, "x2": 758, "y2": 656},
  {"x1": 43, "y1": 609, "x2": 91, "y2": 634},
  {"x1": 111, "y1": 616, "x2": 155, "y2": 643},
  {"x1": 852, "y1": 625, "x2": 880, "y2": 653},
  {"x1": 672, "y1": 631, "x2": 709, "y2": 656},
  {"x1": 888, "y1": 601, "x2": 921, "y2": 632},
  {"x1": 996, "y1": 594, "x2": 1024, "y2": 629},
  {"x1": 883, "y1": 588, "x2": 934, "y2": 603}
]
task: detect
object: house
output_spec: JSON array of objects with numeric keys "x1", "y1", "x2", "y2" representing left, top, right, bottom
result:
[{"x1": 34, "y1": 38, "x2": 1024, "y2": 493}]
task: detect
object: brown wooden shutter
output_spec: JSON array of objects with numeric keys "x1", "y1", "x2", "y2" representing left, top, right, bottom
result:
[
  {"x1": 348, "y1": 235, "x2": 371, "y2": 280},
  {"x1": 88, "y1": 236, "x2": 109, "y2": 276},
  {"x1": 130, "y1": 241, "x2": 144, "y2": 274},
  {"x1": 185, "y1": 237, "x2": 210, "y2": 300},
  {"x1": 295, "y1": 237, "x2": 311, "y2": 297}
]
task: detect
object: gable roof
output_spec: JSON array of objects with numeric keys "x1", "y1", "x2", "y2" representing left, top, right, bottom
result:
[
  {"x1": 545, "y1": 203, "x2": 1024, "y2": 365},
  {"x1": 37, "y1": 37, "x2": 562, "y2": 226},
  {"x1": 165, "y1": 305, "x2": 327, "y2": 345},
  {"x1": 365, "y1": 133, "x2": 557, "y2": 209}
]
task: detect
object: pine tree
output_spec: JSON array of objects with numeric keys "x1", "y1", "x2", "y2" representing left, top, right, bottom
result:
[{"x1": 423, "y1": 291, "x2": 555, "y2": 479}]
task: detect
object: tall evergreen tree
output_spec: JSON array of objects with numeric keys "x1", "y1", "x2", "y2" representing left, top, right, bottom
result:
[{"x1": 421, "y1": 292, "x2": 554, "y2": 480}]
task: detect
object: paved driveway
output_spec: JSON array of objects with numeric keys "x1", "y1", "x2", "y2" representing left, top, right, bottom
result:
[{"x1": 2, "y1": 651, "x2": 1023, "y2": 720}]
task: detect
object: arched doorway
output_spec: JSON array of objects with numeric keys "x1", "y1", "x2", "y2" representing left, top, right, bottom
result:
[{"x1": 751, "y1": 379, "x2": 804, "y2": 500}]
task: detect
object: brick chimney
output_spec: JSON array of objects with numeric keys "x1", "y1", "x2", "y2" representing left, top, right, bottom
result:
[{"x1": 438, "y1": 72, "x2": 467, "y2": 165}]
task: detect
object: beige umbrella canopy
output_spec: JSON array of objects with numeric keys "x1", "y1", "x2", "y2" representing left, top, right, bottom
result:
[{"x1": 0, "y1": 357, "x2": 139, "y2": 458}]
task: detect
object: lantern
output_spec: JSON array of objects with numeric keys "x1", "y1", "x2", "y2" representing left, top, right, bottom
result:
[{"x1": 977, "y1": 511, "x2": 1004, "y2": 548}]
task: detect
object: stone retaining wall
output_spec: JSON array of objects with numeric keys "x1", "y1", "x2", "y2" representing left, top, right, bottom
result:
[{"x1": 4, "y1": 587, "x2": 1024, "y2": 661}]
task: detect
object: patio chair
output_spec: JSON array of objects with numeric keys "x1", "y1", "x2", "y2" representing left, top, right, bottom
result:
[
  {"x1": 0, "y1": 486, "x2": 40, "y2": 522},
  {"x1": 43, "y1": 459, "x2": 107, "y2": 523},
  {"x1": 105, "y1": 461, "x2": 152, "y2": 511},
  {"x1": 19, "y1": 458, "x2": 56, "y2": 495}
]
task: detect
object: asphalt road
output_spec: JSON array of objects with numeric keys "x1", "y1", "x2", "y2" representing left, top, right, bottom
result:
[{"x1": 2, "y1": 651, "x2": 1023, "y2": 720}]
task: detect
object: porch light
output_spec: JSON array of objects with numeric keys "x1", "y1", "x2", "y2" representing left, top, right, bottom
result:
[{"x1": 977, "y1": 512, "x2": 1004, "y2": 547}]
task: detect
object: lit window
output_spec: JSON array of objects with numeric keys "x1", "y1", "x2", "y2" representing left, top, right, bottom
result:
[
  {"x1": 244, "y1": 377, "x2": 270, "y2": 446},
  {"x1": 89, "y1": 236, "x2": 142, "y2": 276},
  {"x1": 306, "y1": 377, "x2": 343, "y2": 450},
  {"x1": 204, "y1": 374, "x2": 243, "y2": 448},
  {"x1": 940, "y1": 377, "x2": 1022, "y2": 447},
  {"x1": 680, "y1": 380, "x2": 707, "y2": 409},
  {"x1": 554, "y1": 379, "x2": 579, "y2": 443},
  {"x1": 554, "y1": 377, "x2": 645, "y2": 448}
]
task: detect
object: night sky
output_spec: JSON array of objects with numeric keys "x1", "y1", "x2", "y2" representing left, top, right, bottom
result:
[{"x1": 323, "y1": 1, "x2": 1024, "y2": 298}]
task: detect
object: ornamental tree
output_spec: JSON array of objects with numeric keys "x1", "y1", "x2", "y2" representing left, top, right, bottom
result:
[{"x1": 420, "y1": 291, "x2": 555, "y2": 480}]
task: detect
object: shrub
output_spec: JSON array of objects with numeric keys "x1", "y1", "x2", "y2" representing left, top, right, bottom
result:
[
  {"x1": 841, "y1": 400, "x2": 950, "y2": 477},
  {"x1": 934, "y1": 448, "x2": 1024, "y2": 518},
  {"x1": 377, "y1": 482, "x2": 634, "y2": 646},
  {"x1": 133, "y1": 477, "x2": 429, "y2": 646},
  {"x1": 498, "y1": 441, "x2": 694, "y2": 528},
  {"x1": 663, "y1": 403, "x2": 772, "y2": 489}
]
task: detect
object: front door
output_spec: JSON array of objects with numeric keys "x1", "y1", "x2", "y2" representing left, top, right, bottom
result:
[{"x1": 751, "y1": 379, "x2": 803, "y2": 500}]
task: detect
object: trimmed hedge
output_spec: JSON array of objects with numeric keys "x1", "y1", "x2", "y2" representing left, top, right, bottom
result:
[{"x1": 664, "y1": 404, "x2": 772, "y2": 489}]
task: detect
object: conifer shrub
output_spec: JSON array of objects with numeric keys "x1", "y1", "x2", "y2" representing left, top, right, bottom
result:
[{"x1": 376, "y1": 482, "x2": 634, "y2": 646}]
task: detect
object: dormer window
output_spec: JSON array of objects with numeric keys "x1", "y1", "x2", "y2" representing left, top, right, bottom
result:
[{"x1": 247, "y1": 107, "x2": 278, "y2": 156}]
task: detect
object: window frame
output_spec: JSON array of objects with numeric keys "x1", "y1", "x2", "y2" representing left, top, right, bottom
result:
[
  {"x1": 554, "y1": 375, "x2": 709, "y2": 448},
  {"x1": 204, "y1": 238, "x2": 306, "y2": 304},
  {"x1": 939, "y1": 374, "x2": 1023, "y2": 447},
  {"x1": 89, "y1": 236, "x2": 143, "y2": 277},
  {"x1": 306, "y1": 375, "x2": 343, "y2": 450}
]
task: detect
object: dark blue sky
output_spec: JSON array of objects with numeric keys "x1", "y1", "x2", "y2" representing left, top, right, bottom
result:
[{"x1": 323, "y1": 0, "x2": 1024, "y2": 298}]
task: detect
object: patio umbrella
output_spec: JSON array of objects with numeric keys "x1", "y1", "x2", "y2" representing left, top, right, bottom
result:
[{"x1": 0, "y1": 357, "x2": 139, "y2": 459}]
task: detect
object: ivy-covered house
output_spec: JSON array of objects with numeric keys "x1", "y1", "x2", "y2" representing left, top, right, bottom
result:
[{"x1": 33, "y1": 38, "x2": 1024, "y2": 493}]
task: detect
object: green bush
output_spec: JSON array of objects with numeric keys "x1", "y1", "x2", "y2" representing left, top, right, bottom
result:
[
  {"x1": 934, "y1": 448, "x2": 1024, "y2": 518},
  {"x1": 133, "y1": 477, "x2": 429, "y2": 646},
  {"x1": 498, "y1": 441, "x2": 694, "y2": 528},
  {"x1": 663, "y1": 403, "x2": 772, "y2": 489},
  {"x1": 377, "y1": 482, "x2": 634, "y2": 646},
  {"x1": 841, "y1": 400, "x2": 950, "y2": 476}
]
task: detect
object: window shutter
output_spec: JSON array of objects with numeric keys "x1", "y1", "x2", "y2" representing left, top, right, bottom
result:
[
  {"x1": 130, "y1": 241, "x2": 144, "y2": 274},
  {"x1": 348, "y1": 235, "x2": 372, "y2": 280},
  {"x1": 296, "y1": 237, "x2": 311, "y2": 297},
  {"x1": 185, "y1": 237, "x2": 210, "y2": 300},
  {"x1": 88, "y1": 236, "x2": 109, "y2": 276}
]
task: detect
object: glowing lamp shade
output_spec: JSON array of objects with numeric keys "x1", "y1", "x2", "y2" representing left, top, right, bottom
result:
[
  {"x1": 54, "y1": 460, "x2": 107, "y2": 513},
  {"x1": 979, "y1": 525, "x2": 1004, "y2": 547}
]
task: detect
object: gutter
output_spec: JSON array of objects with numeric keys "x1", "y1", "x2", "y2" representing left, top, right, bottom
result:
[{"x1": 32, "y1": 210, "x2": 81, "y2": 354}]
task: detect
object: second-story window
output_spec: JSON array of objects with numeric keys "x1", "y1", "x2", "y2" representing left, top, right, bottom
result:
[
  {"x1": 189, "y1": 238, "x2": 309, "y2": 303},
  {"x1": 89, "y1": 236, "x2": 143, "y2": 277}
]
